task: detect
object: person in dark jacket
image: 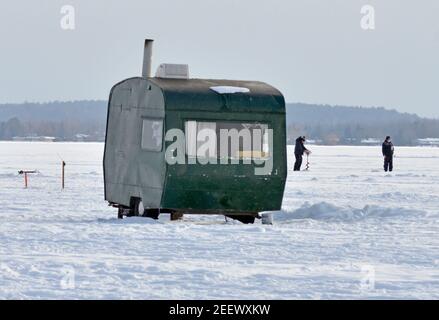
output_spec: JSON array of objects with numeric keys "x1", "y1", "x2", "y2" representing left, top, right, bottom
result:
[
  {"x1": 382, "y1": 136, "x2": 395, "y2": 172},
  {"x1": 294, "y1": 136, "x2": 310, "y2": 171}
]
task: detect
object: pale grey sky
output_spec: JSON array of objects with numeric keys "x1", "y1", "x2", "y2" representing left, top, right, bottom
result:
[{"x1": 0, "y1": 0, "x2": 438, "y2": 118}]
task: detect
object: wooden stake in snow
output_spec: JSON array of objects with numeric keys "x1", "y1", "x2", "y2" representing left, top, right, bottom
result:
[
  {"x1": 62, "y1": 161, "x2": 66, "y2": 189},
  {"x1": 18, "y1": 170, "x2": 37, "y2": 188}
]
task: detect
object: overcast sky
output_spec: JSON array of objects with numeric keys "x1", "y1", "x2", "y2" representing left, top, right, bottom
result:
[{"x1": 0, "y1": 0, "x2": 438, "y2": 118}]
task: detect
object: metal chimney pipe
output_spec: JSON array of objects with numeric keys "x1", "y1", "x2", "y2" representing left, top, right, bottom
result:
[{"x1": 142, "y1": 39, "x2": 154, "y2": 78}]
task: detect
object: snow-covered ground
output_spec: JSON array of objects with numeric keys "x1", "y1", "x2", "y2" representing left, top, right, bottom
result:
[{"x1": 0, "y1": 142, "x2": 438, "y2": 299}]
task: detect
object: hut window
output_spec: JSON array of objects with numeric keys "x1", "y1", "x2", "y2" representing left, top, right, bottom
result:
[
  {"x1": 185, "y1": 121, "x2": 217, "y2": 158},
  {"x1": 184, "y1": 120, "x2": 269, "y2": 160},
  {"x1": 141, "y1": 118, "x2": 163, "y2": 151},
  {"x1": 218, "y1": 122, "x2": 269, "y2": 160}
]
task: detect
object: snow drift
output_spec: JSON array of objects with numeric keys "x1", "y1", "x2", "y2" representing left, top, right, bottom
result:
[{"x1": 275, "y1": 202, "x2": 430, "y2": 222}]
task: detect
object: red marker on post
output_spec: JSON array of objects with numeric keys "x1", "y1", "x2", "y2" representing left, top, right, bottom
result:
[{"x1": 18, "y1": 170, "x2": 37, "y2": 188}]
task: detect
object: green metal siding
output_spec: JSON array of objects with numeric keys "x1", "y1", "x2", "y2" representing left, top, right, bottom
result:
[
  {"x1": 149, "y1": 78, "x2": 285, "y2": 114},
  {"x1": 158, "y1": 78, "x2": 287, "y2": 213}
]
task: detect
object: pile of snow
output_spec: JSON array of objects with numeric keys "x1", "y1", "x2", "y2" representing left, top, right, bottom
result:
[
  {"x1": 275, "y1": 202, "x2": 429, "y2": 222},
  {"x1": 210, "y1": 86, "x2": 250, "y2": 94}
]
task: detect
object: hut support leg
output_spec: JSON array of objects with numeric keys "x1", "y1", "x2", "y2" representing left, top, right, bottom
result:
[
  {"x1": 226, "y1": 215, "x2": 256, "y2": 224},
  {"x1": 170, "y1": 212, "x2": 184, "y2": 221},
  {"x1": 261, "y1": 213, "x2": 273, "y2": 225}
]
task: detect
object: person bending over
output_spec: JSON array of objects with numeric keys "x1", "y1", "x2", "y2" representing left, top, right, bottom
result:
[{"x1": 294, "y1": 136, "x2": 310, "y2": 171}]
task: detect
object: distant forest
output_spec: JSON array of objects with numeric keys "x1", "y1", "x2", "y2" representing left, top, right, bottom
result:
[
  {"x1": 0, "y1": 101, "x2": 106, "y2": 141},
  {"x1": 1, "y1": 101, "x2": 438, "y2": 145},
  {"x1": 286, "y1": 103, "x2": 439, "y2": 145}
]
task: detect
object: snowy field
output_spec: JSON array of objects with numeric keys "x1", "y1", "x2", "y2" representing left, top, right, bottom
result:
[{"x1": 0, "y1": 142, "x2": 438, "y2": 299}]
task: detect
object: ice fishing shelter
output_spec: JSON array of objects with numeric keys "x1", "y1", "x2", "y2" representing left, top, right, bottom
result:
[{"x1": 104, "y1": 39, "x2": 287, "y2": 223}]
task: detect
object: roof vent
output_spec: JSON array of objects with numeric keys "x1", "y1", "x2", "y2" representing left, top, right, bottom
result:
[{"x1": 155, "y1": 64, "x2": 189, "y2": 79}]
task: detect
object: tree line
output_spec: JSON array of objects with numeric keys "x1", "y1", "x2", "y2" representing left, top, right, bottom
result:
[
  {"x1": 1, "y1": 101, "x2": 438, "y2": 145},
  {"x1": 286, "y1": 103, "x2": 439, "y2": 145}
]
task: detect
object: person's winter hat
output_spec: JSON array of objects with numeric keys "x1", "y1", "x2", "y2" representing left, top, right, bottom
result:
[{"x1": 385, "y1": 136, "x2": 391, "y2": 141}]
